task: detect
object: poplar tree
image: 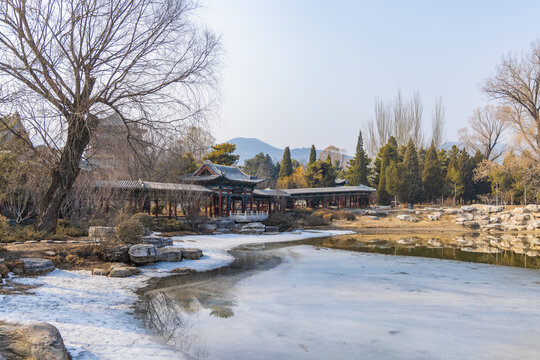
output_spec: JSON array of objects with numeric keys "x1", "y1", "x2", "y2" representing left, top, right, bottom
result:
[
  {"x1": 279, "y1": 147, "x2": 293, "y2": 178},
  {"x1": 345, "y1": 131, "x2": 371, "y2": 186},
  {"x1": 422, "y1": 142, "x2": 443, "y2": 202},
  {"x1": 309, "y1": 145, "x2": 317, "y2": 165}
]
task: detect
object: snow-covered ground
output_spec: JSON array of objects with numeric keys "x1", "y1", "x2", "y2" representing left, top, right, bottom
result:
[{"x1": 0, "y1": 230, "x2": 349, "y2": 360}]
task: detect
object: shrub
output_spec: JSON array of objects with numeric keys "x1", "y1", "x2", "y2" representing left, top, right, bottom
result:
[
  {"x1": 130, "y1": 213, "x2": 155, "y2": 229},
  {"x1": 56, "y1": 221, "x2": 86, "y2": 237},
  {"x1": 297, "y1": 214, "x2": 329, "y2": 227},
  {"x1": 263, "y1": 213, "x2": 297, "y2": 232},
  {"x1": 115, "y1": 220, "x2": 144, "y2": 244},
  {"x1": 334, "y1": 211, "x2": 356, "y2": 221},
  {"x1": 4, "y1": 226, "x2": 47, "y2": 243},
  {"x1": 0, "y1": 215, "x2": 9, "y2": 247},
  {"x1": 322, "y1": 213, "x2": 334, "y2": 222},
  {"x1": 65, "y1": 254, "x2": 85, "y2": 266},
  {"x1": 293, "y1": 207, "x2": 313, "y2": 215},
  {"x1": 151, "y1": 218, "x2": 189, "y2": 233}
]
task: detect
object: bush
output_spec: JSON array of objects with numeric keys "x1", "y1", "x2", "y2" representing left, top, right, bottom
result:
[
  {"x1": 0, "y1": 215, "x2": 9, "y2": 247},
  {"x1": 297, "y1": 214, "x2": 329, "y2": 227},
  {"x1": 293, "y1": 207, "x2": 313, "y2": 215},
  {"x1": 151, "y1": 218, "x2": 189, "y2": 233},
  {"x1": 322, "y1": 213, "x2": 334, "y2": 222},
  {"x1": 115, "y1": 220, "x2": 144, "y2": 244},
  {"x1": 4, "y1": 226, "x2": 47, "y2": 243},
  {"x1": 263, "y1": 213, "x2": 297, "y2": 232},
  {"x1": 130, "y1": 213, "x2": 155, "y2": 229},
  {"x1": 56, "y1": 219, "x2": 86, "y2": 237},
  {"x1": 334, "y1": 211, "x2": 355, "y2": 221}
]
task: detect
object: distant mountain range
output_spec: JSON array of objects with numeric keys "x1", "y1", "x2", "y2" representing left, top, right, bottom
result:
[{"x1": 227, "y1": 137, "x2": 353, "y2": 165}]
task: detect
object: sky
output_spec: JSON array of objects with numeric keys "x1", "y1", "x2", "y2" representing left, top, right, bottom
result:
[{"x1": 199, "y1": 0, "x2": 540, "y2": 154}]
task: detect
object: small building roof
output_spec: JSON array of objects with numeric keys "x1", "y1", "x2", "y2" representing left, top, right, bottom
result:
[
  {"x1": 94, "y1": 179, "x2": 213, "y2": 193},
  {"x1": 185, "y1": 160, "x2": 264, "y2": 185},
  {"x1": 283, "y1": 185, "x2": 376, "y2": 196}
]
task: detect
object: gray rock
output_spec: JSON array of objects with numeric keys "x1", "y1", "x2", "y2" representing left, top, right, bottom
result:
[
  {"x1": 486, "y1": 205, "x2": 505, "y2": 213},
  {"x1": 108, "y1": 266, "x2": 140, "y2": 277},
  {"x1": 512, "y1": 207, "x2": 529, "y2": 215},
  {"x1": 13, "y1": 258, "x2": 55, "y2": 276},
  {"x1": 182, "y1": 248, "x2": 203, "y2": 260},
  {"x1": 265, "y1": 226, "x2": 280, "y2": 232},
  {"x1": 396, "y1": 214, "x2": 417, "y2": 222},
  {"x1": 141, "y1": 236, "x2": 173, "y2": 248},
  {"x1": 158, "y1": 248, "x2": 183, "y2": 262},
  {"x1": 240, "y1": 222, "x2": 266, "y2": 234},
  {"x1": 513, "y1": 214, "x2": 531, "y2": 222},
  {"x1": 203, "y1": 223, "x2": 218, "y2": 231},
  {"x1": 103, "y1": 245, "x2": 131, "y2": 263},
  {"x1": 483, "y1": 224, "x2": 503, "y2": 232},
  {"x1": 128, "y1": 244, "x2": 159, "y2": 265},
  {"x1": 444, "y1": 208, "x2": 461, "y2": 215},
  {"x1": 0, "y1": 322, "x2": 70, "y2": 360},
  {"x1": 88, "y1": 226, "x2": 115, "y2": 241},
  {"x1": 461, "y1": 206, "x2": 477, "y2": 213},
  {"x1": 526, "y1": 204, "x2": 540, "y2": 213},
  {"x1": 367, "y1": 216, "x2": 380, "y2": 220},
  {"x1": 463, "y1": 221, "x2": 480, "y2": 229},
  {"x1": 532, "y1": 220, "x2": 540, "y2": 229},
  {"x1": 216, "y1": 220, "x2": 235, "y2": 231}
]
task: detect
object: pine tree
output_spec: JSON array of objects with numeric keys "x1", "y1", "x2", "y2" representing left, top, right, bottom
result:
[
  {"x1": 203, "y1": 143, "x2": 240, "y2": 165},
  {"x1": 377, "y1": 136, "x2": 398, "y2": 205},
  {"x1": 386, "y1": 161, "x2": 407, "y2": 202},
  {"x1": 309, "y1": 145, "x2": 317, "y2": 165},
  {"x1": 345, "y1": 131, "x2": 371, "y2": 186},
  {"x1": 278, "y1": 147, "x2": 293, "y2": 178},
  {"x1": 402, "y1": 140, "x2": 423, "y2": 204},
  {"x1": 422, "y1": 142, "x2": 443, "y2": 203}
]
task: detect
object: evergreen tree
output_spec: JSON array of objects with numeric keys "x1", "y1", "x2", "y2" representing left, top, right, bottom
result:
[
  {"x1": 402, "y1": 140, "x2": 423, "y2": 204},
  {"x1": 243, "y1": 152, "x2": 279, "y2": 188},
  {"x1": 422, "y1": 142, "x2": 443, "y2": 202},
  {"x1": 203, "y1": 143, "x2": 240, "y2": 166},
  {"x1": 345, "y1": 131, "x2": 371, "y2": 186},
  {"x1": 305, "y1": 159, "x2": 337, "y2": 187},
  {"x1": 278, "y1": 147, "x2": 293, "y2": 178},
  {"x1": 377, "y1": 136, "x2": 398, "y2": 205},
  {"x1": 309, "y1": 145, "x2": 317, "y2": 165},
  {"x1": 385, "y1": 161, "x2": 407, "y2": 202}
]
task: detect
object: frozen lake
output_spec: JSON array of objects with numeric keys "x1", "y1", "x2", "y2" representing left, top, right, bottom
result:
[{"x1": 142, "y1": 242, "x2": 540, "y2": 360}]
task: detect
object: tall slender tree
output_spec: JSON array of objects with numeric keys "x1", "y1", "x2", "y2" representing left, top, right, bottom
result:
[
  {"x1": 422, "y1": 142, "x2": 443, "y2": 202},
  {"x1": 278, "y1": 147, "x2": 293, "y2": 178},
  {"x1": 377, "y1": 136, "x2": 398, "y2": 204},
  {"x1": 346, "y1": 131, "x2": 371, "y2": 185},
  {"x1": 309, "y1": 145, "x2": 317, "y2": 165},
  {"x1": 402, "y1": 140, "x2": 423, "y2": 204}
]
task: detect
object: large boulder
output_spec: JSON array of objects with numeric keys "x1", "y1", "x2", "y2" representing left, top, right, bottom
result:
[
  {"x1": 0, "y1": 322, "x2": 70, "y2": 360},
  {"x1": 128, "y1": 244, "x2": 159, "y2": 265},
  {"x1": 157, "y1": 248, "x2": 183, "y2": 262},
  {"x1": 88, "y1": 226, "x2": 115, "y2": 242},
  {"x1": 108, "y1": 266, "x2": 141, "y2": 278},
  {"x1": 10, "y1": 258, "x2": 55, "y2": 276},
  {"x1": 526, "y1": 204, "x2": 540, "y2": 213},
  {"x1": 396, "y1": 214, "x2": 417, "y2": 222},
  {"x1": 216, "y1": 220, "x2": 235, "y2": 231},
  {"x1": 141, "y1": 236, "x2": 173, "y2": 248},
  {"x1": 240, "y1": 222, "x2": 266, "y2": 234},
  {"x1": 443, "y1": 208, "x2": 461, "y2": 215},
  {"x1": 181, "y1": 248, "x2": 203, "y2": 260},
  {"x1": 461, "y1": 206, "x2": 477, "y2": 213},
  {"x1": 512, "y1": 207, "x2": 529, "y2": 215},
  {"x1": 265, "y1": 226, "x2": 280, "y2": 233},
  {"x1": 485, "y1": 205, "x2": 505, "y2": 213},
  {"x1": 103, "y1": 245, "x2": 131, "y2": 263}
]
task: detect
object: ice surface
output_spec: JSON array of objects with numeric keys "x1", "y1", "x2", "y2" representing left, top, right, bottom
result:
[
  {"x1": 0, "y1": 230, "x2": 349, "y2": 360},
  {"x1": 150, "y1": 246, "x2": 540, "y2": 360}
]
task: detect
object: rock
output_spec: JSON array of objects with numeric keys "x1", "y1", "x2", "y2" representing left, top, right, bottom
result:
[
  {"x1": 512, "y1": 207, "x2": 529, "y2": 215},
  {"x1": 216, "y1": 220, "x2": 235, "y2": 231},
  {"x1": 489, "y1": 217, "x2": 501, "y2": 224},
  {"x1": 171, "y1": 267, "x2": 197, "y2": 275},
  {"x1": 367, "y1": 216, "x2": 380, "y2": 220},
  {"x1": 461, "y1": 206, "x2": 477, "y2": 213},
  {"x1": 141, "y1": 236, "x2": 173, "y2": 248},
  {"x1": 0, "y1": 264, "x2": 9, "y2": 278},
  {"x1": 203, "y1": 223, "x2": 218, "y2": 231},
  {"x1": 181, "y1": 248, "x2": 203, "y2": 260},
  {"x1": 483, "y1": 224, "x2": 503, "y2": 232},
  {"x1": 444, "y1": 208, "x2": 461, "y2": 215},
  {"x1": 514, "y1": 214, "x2": 531, "y2": 222},
  {"x1": 128, "y1": 244, "x2": 159, "y2": 265},
  {"x1": 108, "y1": 266, "x2": 140, "y2": 278},
  {"x1": 157, "y1": 248, "x2": 183, "y2": 262},
  {"x1": 265, "y1": 226, "x2": 280, "y2": 233},
  {"x1": 365, "y1": 210, "x2": 389, "y2": 217},
  {"x1": 526, "y1": 204, "x2": 540, "y2": 213},
  {"x1": 396, "y1": 214, "x2": 417, "y2": 222},
  {"x1": 88, "y1": 226, "x2": 115, "y2": 241},
  {"x1": 44, "y1": 251, "x2": 56, "y2": 257},
  {"x1": 103, "y1": 245, "x2": 131, "y2": 263},
  {"x1": 0, "y1": 322, "x2": 70, "y2": 360},
  {"x1": 91, "y1": 268, "x2": 109, "y2": 276},
  {"x1": 486, "y1": 205, "x2": 505, "y2": 213},
  {"x1": 240, "y1": 222, "x2": 266, "y2": 234},
  {"x1": 25, "y1": 240, "x2": 39, "y2": 244},
  {"x1": 11, "y1": 258, "x2": 55, "y2": 276},
  {"x1": 463, "y1": 221, "x2": 480, "y2": 229},
  {"x1": 532, "y1": 220, "x2": 540, "y2": 229}
]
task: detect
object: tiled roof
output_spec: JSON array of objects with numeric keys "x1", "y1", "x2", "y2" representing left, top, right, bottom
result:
[
  {"x1": 94, "y1": 180, "x2": 212, "y2": 193},
  {"x1": 253, "y1": 189, "x2": 291, "y2": 198},
  {"x1": 188, "y1": 160, "x2": 264, "y2": 184}
]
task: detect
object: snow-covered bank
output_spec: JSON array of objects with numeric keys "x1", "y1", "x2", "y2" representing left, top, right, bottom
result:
[{"x1": 0, "y1": 230, "x2": 349, "y2": 360}]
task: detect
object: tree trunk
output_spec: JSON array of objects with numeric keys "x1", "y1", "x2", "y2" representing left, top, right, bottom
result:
[{"x1": 36, "y1": 115, "x2": 94, "y2": 233}]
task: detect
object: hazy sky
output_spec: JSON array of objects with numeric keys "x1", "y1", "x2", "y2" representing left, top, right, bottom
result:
[{"x1": 200, "y1": 0, "x2": 540, "y2": 154}]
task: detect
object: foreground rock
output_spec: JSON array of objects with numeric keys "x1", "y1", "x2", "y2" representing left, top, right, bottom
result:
[
  {"x1": 88, "y1": 226, "x2": 115, "y2": 242},
  {"x1": 0, "y1": 322, "x2": 69, "y2": 360},
  {"x1": 8, "y1": 258, "x2": 55, "y2": 276},
  {"x1": 108, "y1": 265, "x2": 141, "y2": 278},
  {"x1": 141, "y1": 236, "x2": 173, "y2": 248},
  {"x1": 128, "y1": 244, "x2": 159, "y2": 265},
  {"x1": 240, "y1": 222, "x2": 266, "y2": 234},
  {"x1": 182, "y1": 248, "x2": 203, "y2": 260},
  {"x1": 157, "y1": 248, "x2": 183, "y2": 262}
]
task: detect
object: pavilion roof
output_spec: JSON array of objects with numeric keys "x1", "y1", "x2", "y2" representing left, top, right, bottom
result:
[
  {"x1": 94, "y1": 179, "x2": 213, "y2": 193},
  {"x1": 185, "y1": 160, "x2": 265, "y2": 184},
  {"x1": 283, "y1": 185, "x2": 376, "y2": 196}
]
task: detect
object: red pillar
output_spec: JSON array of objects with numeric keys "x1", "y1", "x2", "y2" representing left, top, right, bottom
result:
[
  {"x1": 168, "y1": 201, "x2": 172, "y2": 219},
  {"x1": 218, "y1": 189, "x2": 222, "y2": 217},
  {"x1": 155, "y1": 197, "x2": 159, "y2": 218},
  {"x1": 250, "y1": 191, "x2": 254, "y2": 212}
]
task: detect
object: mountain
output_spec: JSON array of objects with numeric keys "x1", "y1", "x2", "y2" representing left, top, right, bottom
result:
[{"x1": 227, "y1": 137, "x2": 342, "y2": 165}]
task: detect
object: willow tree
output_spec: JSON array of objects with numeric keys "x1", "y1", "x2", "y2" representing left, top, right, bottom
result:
[{"x1": 0, "y1": 0, "x2": 220, "y2": 232}]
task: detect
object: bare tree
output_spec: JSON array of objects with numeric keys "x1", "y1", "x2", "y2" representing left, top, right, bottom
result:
[
  {"x1": 0, "y1": 0, "x2": 220, "y2": 232},
  {"x1": 458, "y1": 106, "x2": 507, "y2": 161},
  {"x1": 431, "y1": 97, "x2": 446, "y2": 148},
  {"x1": 482, "y1": 40, "x2": 540, "y2": 159}
]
